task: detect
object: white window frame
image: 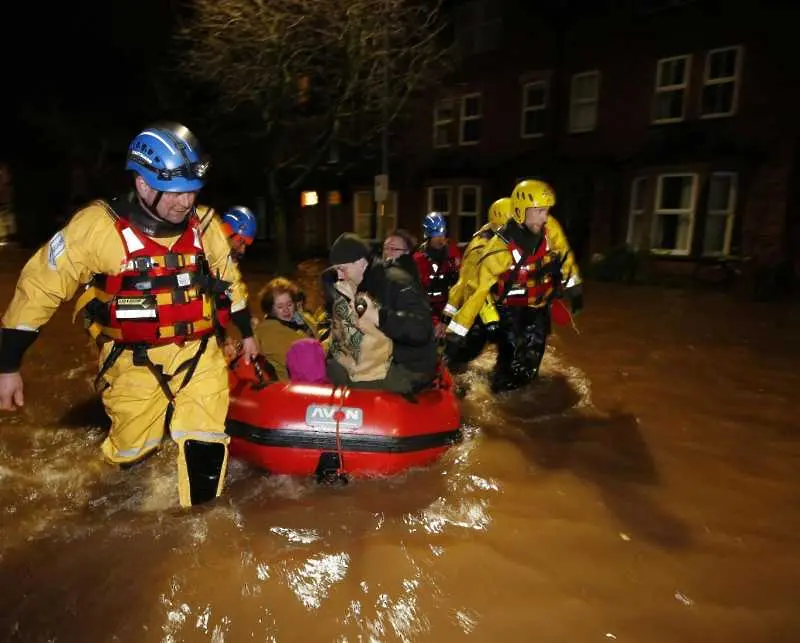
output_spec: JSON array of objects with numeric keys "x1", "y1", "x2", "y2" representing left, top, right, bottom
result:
[
  {"x1": 353, "y1": 189, "x2": 398, "y2": 242},
  {"x1": 521, "y1": 80, "x2": 548, "y2": 139},
  {"x1": 701, "y1": 46, "x2": 743, "y2": 119},
  {"x1": 703, "y1": 172, "x2": 738, "y2": 256},
  {"x1": 457, "y1": 185, "x2": 482, "y2": 245},
  {"x1": 426, "y1": 185, "x2": 453, "y2": 219},
  {"x1": 433, "y1": 99, "x2": 455, "y2": 148},
  {"x1": 569, "y1": 70, "x2": 601, "y2": 133},
  {"x1": 626, "y1": 177, "x2": 648, "y2": 250},
  {"x1": 652, "y1": 54, "x2": 692, "y2": 124},
  {"x1": 650, "y1": 173, "x2": 698, "y2": 256},
  {"x1": 459, "y1": 93, "x2": 482, "y2": 146}
]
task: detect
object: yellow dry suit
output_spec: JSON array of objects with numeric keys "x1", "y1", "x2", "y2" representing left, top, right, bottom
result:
[{"x1": 1, "y1": 199, "x2": 250, "y2": 506}]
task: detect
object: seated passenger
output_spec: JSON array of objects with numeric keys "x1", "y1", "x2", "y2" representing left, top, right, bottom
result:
[
  {"x1": 253, "y1": 277, "x2": 320, "y2": 381},
  {"x1": 382, "y1": 229, "x2": 420, "y2": 282},
  {"x1": 326, "y1": 233, "x2": 437, "y2": 394}
]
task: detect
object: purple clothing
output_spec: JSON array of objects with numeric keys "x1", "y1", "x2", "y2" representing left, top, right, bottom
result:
[{"x1": 286, "y1": 338, "x2": 329, "y2": 384}]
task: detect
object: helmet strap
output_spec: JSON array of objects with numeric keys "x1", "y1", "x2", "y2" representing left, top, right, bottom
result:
[{"x1": 149, "y1": 190, "x2": 164, "y2": 211}]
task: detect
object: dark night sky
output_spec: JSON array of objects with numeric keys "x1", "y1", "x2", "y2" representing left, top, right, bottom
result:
[{"x1": 1, "y1": 1, "x2": 181, "y2": 156}]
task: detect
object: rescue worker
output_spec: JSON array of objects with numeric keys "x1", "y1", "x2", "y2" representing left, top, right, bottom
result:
[
  {"x1": 444, "y1": 180, "x2": 583, "y2": 392},
  {"x1": 412, "y1": 212, "x2": 462, "y2": 337},
  {"x1": 443, "y1": 197, "x2": 512, "y2": 368},
  {"x1": 220, "y1": 205, "x2": 256, "y2": 262},
  {"x1": 216, "y1": 205, "x2": 257, "y2": 359},
  {"x1": 0, "y1": 122, "x2": 258, "y2": 508}
]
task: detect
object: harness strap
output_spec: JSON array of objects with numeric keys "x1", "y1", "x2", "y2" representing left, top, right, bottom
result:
[
  {"x1": 94, "y1": 343, "x2": 126, "y2": 392},
  {"x1": 93, "y1": 271, "x2": 207, "y2": 294},
  {"x1": 94, "y1": 336, "x2": 211, "y2": 432}
]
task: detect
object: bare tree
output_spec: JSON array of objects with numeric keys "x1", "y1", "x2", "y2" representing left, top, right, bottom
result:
[{"x1": 177, "y1": 0, "x2": 451, "y2": 267}]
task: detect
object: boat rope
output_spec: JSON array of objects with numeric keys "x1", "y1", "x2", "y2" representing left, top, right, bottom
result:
[{"x1": 331, "y1": 385, "x2": 350, "y2": 477}]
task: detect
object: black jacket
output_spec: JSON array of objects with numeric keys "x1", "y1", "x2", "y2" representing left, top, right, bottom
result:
[
  {"x1": 359, "y1": 259, "x2": 438, "y2": 376},
  {"x1": 386, "y1": 253, "x2": 421, "y2": 284}
]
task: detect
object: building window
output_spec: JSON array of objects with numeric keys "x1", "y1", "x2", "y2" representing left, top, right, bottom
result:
[
  {"x1": 704, "y1": 172, "x2": 737, "y2": 255},
  {"x1": 457, "y1": 185, "x2": 482, "y2": 243},
  {"x1": 433, "y1": 99, "x2": 455, "y2": 148},
  {"x1": 627, "y1": 177, "x2": 648, "y2": 250},
  {"x1": 569, "y1": 71, "x2": 600, "y2": 133},
  {"x1": 427, "y1": 186, "x2": 452, "y2": 219},
  {"x1": 521, "y1": 80, "x2": 548, "y2": 138},
  {"x1": 459, "y1": 94, "x2": 482, "y2": 145},
  {"x1": 701, "y1": 46, "x2": 742, "y2": 118},
  {"x1": 653, "y1": 55, "x2": 691, "y2": 123},
  {"x1": 651, "y1": 174, "x2": 697, "y2": 254},
  {"x1": 354, "y1": 190, "x2": 397, "y2": 241},
  {"x1": 454, "y1": 0, "x2": 502, "y2": 57},
  {"x1": 434, "y1": 95, "x2": 482, "y2": 147}
]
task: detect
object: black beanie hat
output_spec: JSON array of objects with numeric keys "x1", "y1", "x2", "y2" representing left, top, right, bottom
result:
[{"x1": 329, "y1": 232, "x2": 371, "y2": 265}]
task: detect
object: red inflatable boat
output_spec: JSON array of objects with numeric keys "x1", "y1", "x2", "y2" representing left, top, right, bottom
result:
[{"x1": 226, "y1": 358, "x2": 462, "y2": 480}]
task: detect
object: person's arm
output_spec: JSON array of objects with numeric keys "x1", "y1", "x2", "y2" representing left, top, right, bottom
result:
[
  {"x1": 545, "y1": 215, "x2": 583, "y2": 313},
  {"x1": 1, "y1": 204, "x2": 117, "y2": 409},
  {"x1": 447, "y1": 241, "x2": 512, "y2": 337},
  {"x1": 1, "y1": 204, "x2": 113, "y2": 371},
  {"x1": 378, "y1": 285, "x2": 434, "y2": 346}
]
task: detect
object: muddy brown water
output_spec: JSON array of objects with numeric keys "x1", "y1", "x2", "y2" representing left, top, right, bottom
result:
[{"x1": 1, "y1": 250, "x2": 799, "y2": 642}]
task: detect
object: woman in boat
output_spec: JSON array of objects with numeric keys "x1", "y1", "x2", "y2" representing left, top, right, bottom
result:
[{"x1": 254, "y1": 277, "x2": 322, "y2": 381}]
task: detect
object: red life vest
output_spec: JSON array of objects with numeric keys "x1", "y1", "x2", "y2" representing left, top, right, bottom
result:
[
  {"x1": 77, "y1": 211, "x2": 230, "y2": 345},
  {"x1": 413, "y1": 240, "x2": 462, "y2": 313},
  {"x1": 492, "y1": 230, "x2": 562, "y2": 308}
]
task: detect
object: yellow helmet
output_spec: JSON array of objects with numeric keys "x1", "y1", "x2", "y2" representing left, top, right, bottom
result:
[
  {"x1": 510, "y1": 179, "x2": 556, "y2": 224},
  {"x1": 487, "y1": 198, "x2": 512, "y2": 229}
]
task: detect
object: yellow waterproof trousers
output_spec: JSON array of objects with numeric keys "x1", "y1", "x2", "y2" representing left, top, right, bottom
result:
[{"x1": 97, "y1": 338, "x2": 230, "y2": 507}]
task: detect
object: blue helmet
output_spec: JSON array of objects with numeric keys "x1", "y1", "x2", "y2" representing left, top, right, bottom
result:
[
  {"x1": 222, "y1": 206, "x2": 257, "y2": 242},
  {"x1": 422, "y1": 211, "x2": 447, "y2": 239},
  {"x1": 125, "y1": 122, "x2": 209, "y2": 192}
]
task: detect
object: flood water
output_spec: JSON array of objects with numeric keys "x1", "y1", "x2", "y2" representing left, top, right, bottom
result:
[{"x1": 1, "y1": 250, "x2": 799, "y2": 642}]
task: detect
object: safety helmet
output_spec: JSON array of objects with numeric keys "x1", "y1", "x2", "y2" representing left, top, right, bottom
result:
[
  {"x1": 125, "y1": 122, "x2": 209, "y2": 192},
  {"x1": 222, "y1": 206, "x2": 257, "y2": 244},
  {"x1": 510, "y1": 179, "x2": 556, "y2": 224},
  {"x1": 422, "y1": 211, "x2": 447, "y2": 238},
  {"x1": 487, "y1": 197, "x2": 512, "y2": 229}
]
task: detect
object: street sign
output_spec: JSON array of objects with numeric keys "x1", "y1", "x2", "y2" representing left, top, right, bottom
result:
[{"x1": 374, "y1": 174, "x2": 389, "y2": 203}]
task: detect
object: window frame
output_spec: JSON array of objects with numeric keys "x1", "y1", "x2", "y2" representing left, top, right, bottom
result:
[
  {"x1": 626, "y1": 176, "x2": 648, "y2": 250},
  {"x1": 459, "y1": 93, "x2": 483, "y2": 146},
  {"x1": 652, "y1": 54, "x2": 692, "y2": 124},
  {"x1": 700, "y1": 45, "x2": 744, "y2": 119},
  {"x1": 650, "y1": 172, "x2": 699, "y2": 255},
  {"x1": 703, "y1": 171, "x2": 738, "y2": 256},
  {"x1": 521, "y1": 79, "x2": 549, "y2": 139},
  {"x1": 456, "y1": 184, "x2": 482, "y2": 244},
  {"x1": 569, "y1": 70, "x2": 601, "y2": 133}
]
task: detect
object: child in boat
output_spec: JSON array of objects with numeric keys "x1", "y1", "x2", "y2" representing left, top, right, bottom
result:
[{"x1": 286, "y1": 338, "x2": 329, "y2": 384}]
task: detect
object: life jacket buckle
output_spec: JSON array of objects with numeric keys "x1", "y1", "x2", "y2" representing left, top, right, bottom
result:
[{"x1": 132, "y1": 256, "x2": 153, "y2": 272}]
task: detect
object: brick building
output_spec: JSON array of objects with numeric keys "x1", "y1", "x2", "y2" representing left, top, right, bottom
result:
[{"x1": 322, "y1": 0, "x2": 798, "y2": 289}]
